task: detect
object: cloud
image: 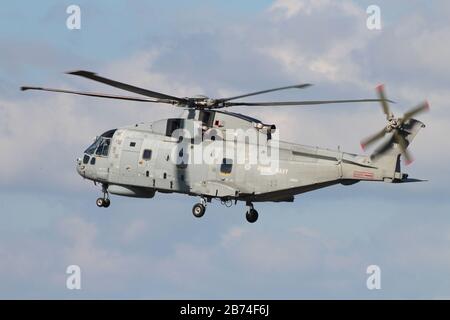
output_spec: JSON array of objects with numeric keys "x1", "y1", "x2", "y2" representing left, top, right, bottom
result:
[
  {"x1": 121, "y1": 218, "x2": 149, "y2": 243},
  {"x1": 0, "y1": 94, "x2": 98, "y2": 189},
  {"x1": 269, "y1": 0, "x2": 360, "y2": 18},
  {"x1": 220, "y1": 226, "x2": 248, "y2": 248}
]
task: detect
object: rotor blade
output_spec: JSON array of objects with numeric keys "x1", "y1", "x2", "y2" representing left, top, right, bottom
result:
[
  {"x1": 394, "y1": 131, "x2": 414, "y2": 165},
  {"x1": 66, "y1": 70, "x2": 185, "y2": 103},
  {"x1": 20, "y1": 86, "x2": 175, "y2": 103},
  {"x1": 219, "y1": 84, "x2": 312, "y2": 102},
  {"x1": 376, "y1": 84, "x2": 392, "y2": 120},
  {"x1": 225, "y1": 98, "x2": 390, "y2": 107},
  {"x1": 370, "y1": 134, "x2": 395, "y2": 160},
  {"x1": 360, "y1": 127, "x2": 388, "y2": 150},
  {"x1": 402, "y1": 101, "x2": 430, "y2": 122}
]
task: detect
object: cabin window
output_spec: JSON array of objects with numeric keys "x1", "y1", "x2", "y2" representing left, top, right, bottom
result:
[
  {"x1": 199, "y1": 110, "x2": 214, "y2": 127},
  {"x1": 129, "y1": 142, "x2": 136, "y2": 147},
  {"x1": 166, "y1": 118, "x2": 184, "y2": 137},
  {"x1": 143, "y1": 149, "x2": 152, "y2": 160},
  {"x1": 220, "y1": 158, "x2": 233, "y2": 174}
]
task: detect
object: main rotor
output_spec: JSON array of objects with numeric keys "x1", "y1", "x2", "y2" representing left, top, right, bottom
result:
[{"x1": 21, "y1": 70, "x2": 389, "y2": 110}]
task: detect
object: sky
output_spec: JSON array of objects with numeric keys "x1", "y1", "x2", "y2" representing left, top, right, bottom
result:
[{"x1": 0, "y1": 0, "x2": 449, "y2": 299}]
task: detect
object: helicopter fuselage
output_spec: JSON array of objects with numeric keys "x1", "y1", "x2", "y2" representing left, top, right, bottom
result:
[{"x1": 76, "y1": 110, "x2": 422, "y2": 206}]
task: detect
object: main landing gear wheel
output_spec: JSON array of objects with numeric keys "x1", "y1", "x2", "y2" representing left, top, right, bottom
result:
[
  {"x1": 192, "y1": 203, "x2": 206, "y2": 218},
  {"x1": 96, "y1": 197, "x2": 110, "y2": 208},
  {"x1": 246, "y1": 208, "x2": 258, "y2": 223},
  {"x1": 96, "y1": 198, "x2": 105, "y2": 207},
  {"x1": 103, "y1": 199, "x2": 110, "y2": 208}
]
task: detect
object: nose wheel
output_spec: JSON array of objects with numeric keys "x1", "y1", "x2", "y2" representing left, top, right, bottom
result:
[
  {"x1": 96, "y1": 184, "x2": 110, "y2": 208},
  {"x1": 245, "y1": 202, "x2": 258, "y2": 223}
]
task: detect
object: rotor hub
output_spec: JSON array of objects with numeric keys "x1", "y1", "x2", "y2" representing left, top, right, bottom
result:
[
  {"x1": 387, "y1": 118, "x2": 400, "y2": 131},
  {"x1": 187, "y1": 95, "x2": 220, "y2": 108}
]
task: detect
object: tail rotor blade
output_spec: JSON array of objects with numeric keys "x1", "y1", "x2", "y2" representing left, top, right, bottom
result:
[
  {"x1": 370, "y1": 134, "x2": 395, "y2": 160},
  {"x1": 376, "y1": 84, "x2": 392, "y2": 120},
  {"x1": 394, "y1": 131, "x2": 414, "y2": 165},
  {"x1": 402, "y1": 101, "x2": 430, "y2": 123},
  {"x1": 361, "y1": 127, "x2": 388, "y2": 150}
]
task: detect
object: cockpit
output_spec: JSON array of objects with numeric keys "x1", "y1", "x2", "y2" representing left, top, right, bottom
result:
[{"x1": 84, "y1": 129, "x2": 117, "y2": 157}]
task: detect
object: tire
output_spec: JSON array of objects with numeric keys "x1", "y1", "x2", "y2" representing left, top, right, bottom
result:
[
  {"x1": 192, "y1": 203, "x2": 206, "y2": 218},
  {"x1": 96, "y1": 198, "x2": 105, "y2": 207},
  {"x1": 246, "y1": 209, "x2": 258, "y2": 223},
  {"x1": 103, "y1": 199, "x2": 110, "y2": 208}
]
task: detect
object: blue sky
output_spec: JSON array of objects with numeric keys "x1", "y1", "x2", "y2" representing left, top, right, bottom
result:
[{"x1": 0, "y1": 0, "x2": 450, "y2": 299}]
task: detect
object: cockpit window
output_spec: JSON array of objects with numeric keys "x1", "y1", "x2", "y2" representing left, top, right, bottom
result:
[
  {"x1": 84, "y1": 129, "x2": 116, "y2": 156},
  {"x1": 101, "y1": 129, "x2": 117, "y2": 138},
  {"x1": 95, "y1": 138, "x2": 111, "y2": 156},
  {"x1": 84, "y1": 138, "x2": 100, "y2": 155}
]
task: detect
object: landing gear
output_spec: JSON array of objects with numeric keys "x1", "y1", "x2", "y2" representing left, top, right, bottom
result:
[
  {"x1": 96, "y1": 197, "x2": 111, "y2": 208},
  {"x1": 191, "y1": 198, "x2": 259, "y2": 222},
  {"x1": 192, "y1": 197, "x2": 208, "y2": 218},
  {"x1": 96, "y1": 184, "x2": 110, "y2": 208},
  {"x1": 246, "y1": 209, "x2": 258, "y2": 223},
  {"x1": 245, "y1": 202, "x2": 258, "y2": 223},
  {"x1": 103, "y1": 198, "x2": 110, "y2": 208},
  {"x1": 96, "y1": 198, "x2": 105, "y2": 207},
  {"x1": 192, "y1": 203, "x2": 206, "y2": 218}
]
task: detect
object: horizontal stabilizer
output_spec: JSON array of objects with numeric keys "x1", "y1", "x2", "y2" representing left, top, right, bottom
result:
[{"x1": 394, "y1": 177, "x2": 428, "y2": 183}]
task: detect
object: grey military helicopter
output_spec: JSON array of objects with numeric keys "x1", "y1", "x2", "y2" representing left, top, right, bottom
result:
[{"x1": 22, "y1": 71, "x2": 428, "y2": 223}]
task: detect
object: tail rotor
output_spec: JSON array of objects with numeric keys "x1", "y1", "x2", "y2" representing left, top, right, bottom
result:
[{"x1": 361, "y1": 85, "x2": 429, "y2": 165}]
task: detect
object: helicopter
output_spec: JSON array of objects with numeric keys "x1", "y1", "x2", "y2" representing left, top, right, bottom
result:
[{"x1": 21, "y1": 71, "x2": 429, "y2": 223}]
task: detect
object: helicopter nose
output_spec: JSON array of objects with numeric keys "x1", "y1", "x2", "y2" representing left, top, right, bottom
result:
[{"x1": 76, "y1": 157, "x2": 85, "y2": 177}]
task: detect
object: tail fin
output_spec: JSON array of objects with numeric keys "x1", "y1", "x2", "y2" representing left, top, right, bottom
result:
[{"x1": 371, "y1": 119, "x2": 425, "y2": 181}]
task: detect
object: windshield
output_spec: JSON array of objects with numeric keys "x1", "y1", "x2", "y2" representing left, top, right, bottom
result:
[
  {"x1": 84, "y1": 129, "x2": 116, "y2": 156},
  {"x1": 95, "y1": 138, "x2": 111, "y2": 156},
  {"x1": 84, "y1": 138, "x2": 100, "y2": 155}
]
